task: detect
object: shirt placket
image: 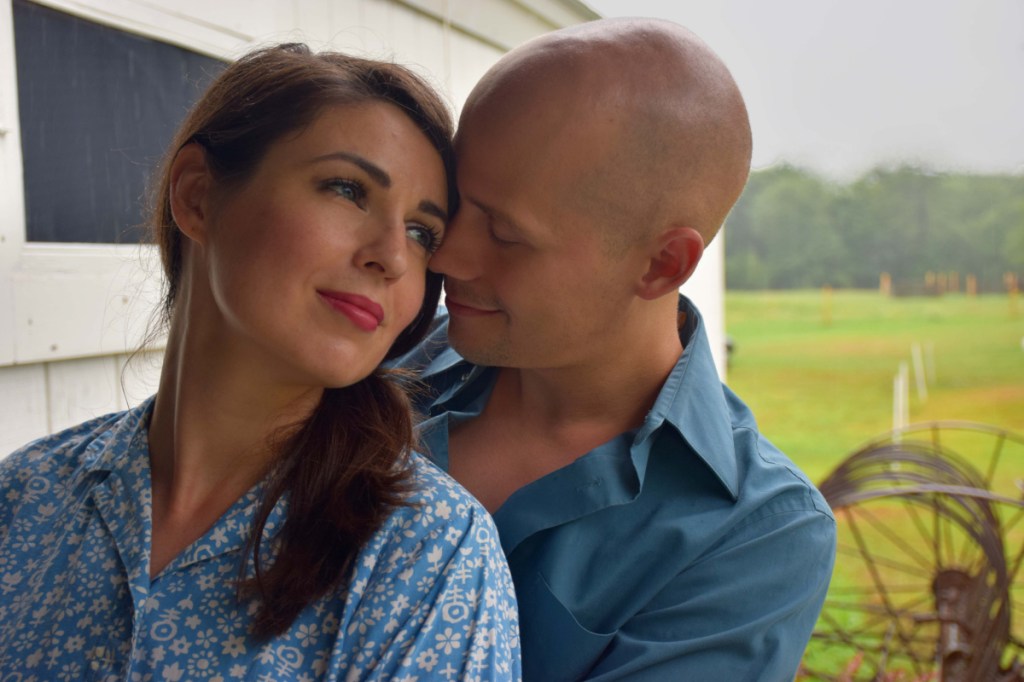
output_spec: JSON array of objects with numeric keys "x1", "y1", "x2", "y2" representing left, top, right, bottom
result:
[{"x1": 90, "y1": 471, "x2": 154, "y2": 679}]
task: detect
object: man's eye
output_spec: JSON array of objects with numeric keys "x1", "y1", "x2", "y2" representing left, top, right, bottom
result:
[
  {"x1": 488, "y1": 224, "x2": 518, "y2": 247},
  {"x1": 408, "y1": 224, "x2": 441, "y2": 254},
  {"x1": 485, "y1": 215, "x2": 517, "y2": 247},
  {"x1": 322, "y1": 178, "x2": 366, "y2": 205}
]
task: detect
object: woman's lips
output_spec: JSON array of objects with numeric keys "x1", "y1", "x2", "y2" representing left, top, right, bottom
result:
[{"x1": 318, "y1": 291, "x2": 384, "y2": 332}]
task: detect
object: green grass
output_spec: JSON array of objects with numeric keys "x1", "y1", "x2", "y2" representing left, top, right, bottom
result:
[
  {"x1": 725, "y1": 289, "x2": 1024, "y2": 483},
  {"x1": 727, "y1": 289, "x2": 1024, "y2": 678}
]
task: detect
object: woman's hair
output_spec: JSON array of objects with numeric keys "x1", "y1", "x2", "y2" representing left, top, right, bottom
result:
[{"x1": 149, "y1": 43, "x2": 454, "y2": 636}]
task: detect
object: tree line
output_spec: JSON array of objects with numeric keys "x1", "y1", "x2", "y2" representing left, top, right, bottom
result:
[{"x1": 723, "y1": 165, "x2": 1024, "y2": 291}]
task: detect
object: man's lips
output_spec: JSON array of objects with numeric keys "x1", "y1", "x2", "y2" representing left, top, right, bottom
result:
[
  {"x1": 318, "y1": 291, "x2": 384, "y2": 332},
  {"x1": 444, "y1": 296, "x2": 501, "y2": 317}
]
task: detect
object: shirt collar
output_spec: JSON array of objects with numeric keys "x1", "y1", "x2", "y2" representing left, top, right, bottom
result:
[
  {"x1": 79, "y1": 396, "x2": 155, "y2": 478},
  {"x1": 79, "y1": 396, "x2": 288, "y2": 565},
  {"x1": 635, "y1": 296, "x2": 739, "y2": 500}
]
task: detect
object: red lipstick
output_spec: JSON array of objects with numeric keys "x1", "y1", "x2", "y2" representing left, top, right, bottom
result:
[{"x1": 318, "y1": 291, "x2": 384, "y2": 332}]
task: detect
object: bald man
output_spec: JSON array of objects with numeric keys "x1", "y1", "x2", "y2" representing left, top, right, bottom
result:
[{"x1": 396, "y1": 18, "x2": 835, "y2": 681}]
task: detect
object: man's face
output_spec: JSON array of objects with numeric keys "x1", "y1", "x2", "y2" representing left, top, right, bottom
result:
[{"x1": 429, "y1": 99, "x2": 646, "y2": 370}]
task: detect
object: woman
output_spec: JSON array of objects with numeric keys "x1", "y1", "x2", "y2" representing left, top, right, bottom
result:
[{"x1": 0, "y1": 44, "x2": 520, "y2": 680}]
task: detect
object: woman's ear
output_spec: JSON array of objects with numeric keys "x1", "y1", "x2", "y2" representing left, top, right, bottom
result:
[
  {"x1": 169, "y1": 143, "x2": 213, "y2": 247},
  {"x1": 636, "y1": 226, "x2": 705, "y2": 300}
]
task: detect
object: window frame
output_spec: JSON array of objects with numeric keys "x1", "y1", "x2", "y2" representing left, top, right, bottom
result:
[{"x1": 0, "y1": 0, "x2": 250, "y2": 366}]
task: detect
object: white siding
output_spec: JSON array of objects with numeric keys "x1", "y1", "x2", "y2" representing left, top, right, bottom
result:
[
  {"x1": 683, "y1": 237, "x2": 727, "y2": 379},
  {"x1": 0, "y1": 351, "x2": 162, "y2": 454},
  {"x1": 0, "y1": 363, "x2": 48, "y2": 454}
]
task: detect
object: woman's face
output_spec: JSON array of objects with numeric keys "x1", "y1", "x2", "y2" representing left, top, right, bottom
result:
[{"x1": 197, "y1": 101, "x2": 448, "y2": 389}]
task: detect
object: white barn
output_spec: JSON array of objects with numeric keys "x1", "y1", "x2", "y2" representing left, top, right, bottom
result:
[{"x1": 0, "y1": 0, "x2": 726, "y2": 455}]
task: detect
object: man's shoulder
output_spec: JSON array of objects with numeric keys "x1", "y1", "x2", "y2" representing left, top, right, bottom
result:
[{"x1": 722, "y1": 390, "x2": 834, "y2": 522}]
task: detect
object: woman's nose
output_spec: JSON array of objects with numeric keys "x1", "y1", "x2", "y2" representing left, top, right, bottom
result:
[{"x1": 358, "y1": 220, "x2": 409, "y2": 279}]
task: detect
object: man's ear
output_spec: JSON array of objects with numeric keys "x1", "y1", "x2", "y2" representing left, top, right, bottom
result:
[
  {"x1": 636, "y1": 226, "x2": 705, "y2": 300},
  {"x1": 168, "y1": 143, "x2": 213, "y2": 247}
]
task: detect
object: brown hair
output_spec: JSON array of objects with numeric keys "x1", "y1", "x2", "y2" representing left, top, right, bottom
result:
[{"x1": 150, "y1": 43, "x2": 454, "y2": 636}]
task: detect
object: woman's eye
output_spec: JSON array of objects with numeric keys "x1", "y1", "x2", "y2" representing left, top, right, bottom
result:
[
  {"x1": 407, "y1": 224, "x2": 441, "y2": 253},
  {"x1": 323, "y1": 178, "x2": 366, "y2": 205}
]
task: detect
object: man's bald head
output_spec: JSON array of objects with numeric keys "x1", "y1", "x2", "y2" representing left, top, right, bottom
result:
[{"x1": 458, "y1": 18, "x2": 752, "y2": 248}]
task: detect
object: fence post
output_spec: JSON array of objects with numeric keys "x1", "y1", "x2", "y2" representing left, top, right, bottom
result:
[
  {"x1": 893, "y1": 362, "x2": 910, "y2": 437},
  {"x1": 911, "y1": 342, "x2": 928, "y2": 401}
]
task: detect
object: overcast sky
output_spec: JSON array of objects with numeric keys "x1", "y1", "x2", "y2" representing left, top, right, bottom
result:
[{"x1": 586, "y1": 0, "x2": 1024, "y2": 181}]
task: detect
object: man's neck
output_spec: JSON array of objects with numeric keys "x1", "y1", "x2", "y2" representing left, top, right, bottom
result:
[
  {"x1": 495, "y1": 341, "x2": 678, "y2": 438},
  {"x1": 446, "y1": 323, "x2": 683, "y2": 513}
]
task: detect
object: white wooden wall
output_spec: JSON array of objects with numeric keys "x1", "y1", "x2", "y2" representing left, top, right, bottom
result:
[{"x1": 0, "y1": 0, "x2": 729, "y2": 456}]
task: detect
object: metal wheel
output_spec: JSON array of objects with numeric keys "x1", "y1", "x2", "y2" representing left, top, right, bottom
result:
[{"x1": 799, "y1": 423, "x2": 1024, "y2": 681}]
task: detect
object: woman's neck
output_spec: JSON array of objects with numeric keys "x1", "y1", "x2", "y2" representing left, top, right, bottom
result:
[{"x1": 146, "y1": 311, "x2": 322, "y2": 577}]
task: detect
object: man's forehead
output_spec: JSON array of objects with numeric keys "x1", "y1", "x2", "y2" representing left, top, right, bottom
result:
[{"x1": 456, "y1": 74, "x2": 620, "y2": 162}]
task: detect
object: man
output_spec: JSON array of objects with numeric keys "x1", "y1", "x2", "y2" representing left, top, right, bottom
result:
[{"x1": 398, "y1": 17, "x2": 836, "y2": 681}]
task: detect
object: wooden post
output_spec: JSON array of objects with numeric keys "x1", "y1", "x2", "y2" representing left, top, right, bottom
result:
[
  {"x1": 822, "y1": 285, "x2": 833, "y2": 326},
  {"x1": 925, "y1": 341, "x2": 936, "y2": 385},
  {"x1": 911, "y1": 342, "x2": 928, "y2": 401},
  {"x1": 893, "y1": 362, "x2": 910, "y2": 436},
  {"x1": 1009, "y1": 273, "x2": 1020, "y2": 317}
]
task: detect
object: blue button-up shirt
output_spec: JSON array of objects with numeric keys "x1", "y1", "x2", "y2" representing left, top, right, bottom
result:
[
  {"x1": 0, "y1": 398, "x2": 521, "y2": 681},
  {"x1": 397, "y1": 296, "x2": 836, "y2": 681}
]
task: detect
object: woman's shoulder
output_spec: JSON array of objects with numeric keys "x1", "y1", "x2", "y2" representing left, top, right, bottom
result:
[
  {"x1": 359, "y1": 451, "x2": 503, "y2": 567},
  {"x1": 400, "y1": 450, "x2": 496, "y2": 533},
  {"x1": 328, "y1": 452, "x2": 520, "y2": 680},
  {"x1": 0, "y1": 403, "x2": 147, "y2": 490}
]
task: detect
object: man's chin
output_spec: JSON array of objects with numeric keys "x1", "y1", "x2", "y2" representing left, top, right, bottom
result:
[{"x1": 447, "y1": 325, "x2": 512, "y2": 367}]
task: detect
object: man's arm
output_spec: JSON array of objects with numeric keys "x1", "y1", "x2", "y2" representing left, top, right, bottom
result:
[{"x1": 586, "y1": 502, "x2": 836, "y2": 682}]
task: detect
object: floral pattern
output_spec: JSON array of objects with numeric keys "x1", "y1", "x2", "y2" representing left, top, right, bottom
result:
[{"x1": 0, "y1": 399, "x2": 521, "y2": 680}]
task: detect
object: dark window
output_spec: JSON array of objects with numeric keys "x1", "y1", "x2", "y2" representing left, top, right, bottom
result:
[{"x1": 13, "y1": 0, "x2": 225, "y2": 243}]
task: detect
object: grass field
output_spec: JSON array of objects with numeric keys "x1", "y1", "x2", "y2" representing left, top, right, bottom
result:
[
  {"x1": 725, "y1": 289, "x2": 1024, "y2": 678},
  {"x1": 724, "y1": 289, "x2": 1024, "y2": 483}
]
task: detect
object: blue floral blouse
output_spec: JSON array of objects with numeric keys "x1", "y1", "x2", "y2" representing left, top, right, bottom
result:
[{"x1": 0, "y1": 398, "x2": 521, "y2": 681}]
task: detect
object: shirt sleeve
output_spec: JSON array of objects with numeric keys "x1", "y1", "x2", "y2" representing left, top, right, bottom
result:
[
  {"x1": 337, "y1": 473, "x2": 522, "y2": 682},
  {"x1": 0, "y1": 448, "x2": 27, "y2": 541},
  {"x1": 584, "y1": 502, "x2": 836, "y2": 682}
]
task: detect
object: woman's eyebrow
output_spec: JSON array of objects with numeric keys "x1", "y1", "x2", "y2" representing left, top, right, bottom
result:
[
  {"x1": 310, "y1": 151, "x2": 390, "y2": 188},
  {"x1": 312, "y1": 151, "x2": 446, "y2": 221},
  {"x1": 420, "y1": 200, "x2": 448, "y2": 223}
]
